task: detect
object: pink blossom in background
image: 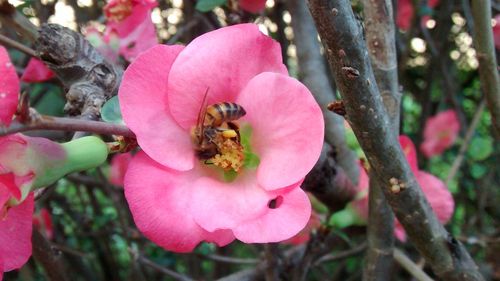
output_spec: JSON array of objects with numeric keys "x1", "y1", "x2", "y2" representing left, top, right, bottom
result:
[
  {"x1": 33, "y1": 208, "x2": 54, "y2": 240},
  {"x1": 396, "y1": 0, "x2": 440, "y2": 31},
  {"x1": 84, "y1": 24, "x2": 120, "y2": 64},
  {"x1": 0, "y1": 46, "x2": 19, "y2": 127},
  {"x1": 494, "y1": 14, "x2": 500, "y2": 50},
  {"x1": 104, "y1": 0, "x2": 158, "y2": 61},
  {"x1": 119, "y1": 24, "x2": 324, "y2": 252},
  {"x1": 352, "y1": 136, "x2": 454, "y2": 241},
  {"x1": 239, "y1": 0, "x2": 266, "y2": 13},
  {"x1": 351, "y1": 161, "x2": 369, "y2": 219},
  {"x1": 20, "y1": 58, "x2": 55, "y2": 83},
  {"x1": 109, "y1": 152, "x2": 132, "y2": 186},
  {"x1": 420, "y1": 109, "x2": 460, "y2": 158}
]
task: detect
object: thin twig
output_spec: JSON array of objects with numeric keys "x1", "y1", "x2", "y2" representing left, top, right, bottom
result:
[
  {"x1": 471, "y1": 0, "x2": 500, "y2": 138},
  {"x1": 197, "y1": 253, "x2": 259, "y2": 264},
  {"x1": 133, "y1": 250, "x2": 195, "y2": 281},
  {"x1": 313, "y1": 242, "x2": 367, "y2": 265},
  {"x1": 0, "y1": 33, "x2": 37, "y2": 57},
  {"x1": 1, "y1": 115, "x2": 135, "y2": 138},
  {"x1": 393, "y1": 248, "x2": 434, "y2": 281},
  {"x1": 446, "y1": 99, "x2": 486, "y2": 185}
]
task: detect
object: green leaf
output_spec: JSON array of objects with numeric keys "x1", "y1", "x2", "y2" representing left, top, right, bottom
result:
[
  {"x1": 195, "y1": 0, "x2": 227, "y2": 12},
  {"x1": 101, "y1": 96, "x2": 124, "y2": 124},
  {"x1": 467, "y1": 137, "x2": 493, "y2": 161}
]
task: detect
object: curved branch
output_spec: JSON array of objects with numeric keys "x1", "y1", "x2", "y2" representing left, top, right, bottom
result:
[{"x1": 306, "y1": 0, "x2": 484, "y2": 280}]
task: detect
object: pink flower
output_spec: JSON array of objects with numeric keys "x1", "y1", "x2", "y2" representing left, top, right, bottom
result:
[
  {"x1": 353, "y1": 136, "x2": 454, "y2": 241},
  {"x1": 420, "y1": 109, "x2": 460, "y2": 158},
  {"x1": 494, "y1": 14, "x2": 500, "y2": 50},
  {"x1": 239, "y1": 0, "x2": 266, "y2": 13},
  {"x1": 0, "y1": 46, "x2": 19, "y2": 127},
  {"x1": 0, "y1": 193, "x2": 33, "y2": 278},
  {"x1": 283, "y1": 211, "x2": 321, "y2": 245},
  {"x1": 20, "y1": 58, "x2": 55, "y2": 83},
  {"x1": 33, "y1": 208, "x2": 54, "y2": 240},
  {"x1": 109, "y1": 152, "x2": 132, "y2": 186},
  {"x1": 396, "y1": 0, "x2": 440, "y2": 31},
  {"x1": 0, "y1": 133, "x2": 108, "y2": 276},
  {"x1": 119, "y1": 24, "x2": 324, "y2": 252},
  {"x1": 104, "y1": 0, "x2": 158, "y2": 61}
]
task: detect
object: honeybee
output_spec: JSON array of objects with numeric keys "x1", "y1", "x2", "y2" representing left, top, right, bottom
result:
[{"x1": 192, "y1": 89, "x2": 246, "y2": 160}]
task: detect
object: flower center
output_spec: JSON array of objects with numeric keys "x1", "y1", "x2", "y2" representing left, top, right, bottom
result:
[
  {"x1": 206, "y1": 129, "x2": 245, "y2": 172},
  {"x1": 191, "y1": 122, "x2": 260, "y2": 180}
]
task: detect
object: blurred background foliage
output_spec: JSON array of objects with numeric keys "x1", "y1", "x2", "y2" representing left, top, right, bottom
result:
[{"x1": 1, "y1": 0, "x2": 499, "y2": 280}]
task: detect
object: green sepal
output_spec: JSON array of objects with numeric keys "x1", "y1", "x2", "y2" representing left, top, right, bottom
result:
[{"x1": 33, "y1": 136, "x2": 109, "y2": 188}]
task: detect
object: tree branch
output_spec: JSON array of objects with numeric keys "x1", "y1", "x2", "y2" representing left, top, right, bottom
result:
[
  {"x1": 32, "y1": 228, "x2": 69, "y2": 281},
  {"x1": 471, "y1": 0, "x2": 500, "y2": 138},
  {"x1": 0, "y1": 33, "x2": 37, "y2": 57},
  {"x1": 306, "y1": 0, "x2": 484, "y2": 280},
  {"x1": 287, "y1": 0, "x2": 359, "y2": 183},
  {"x1": 0, "y1": 115, "x2": 134, "y2": 138},
  {"x1": 35, "y1": 24, "x2": 123, "y2": 122},
  {"x1": 361, "y1": 0, "x2": 400, "y2": 279}
]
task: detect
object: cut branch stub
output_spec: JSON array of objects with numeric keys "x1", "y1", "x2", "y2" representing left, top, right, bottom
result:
[{"x1": 35, "y1": 24, "x2": 123, "y2": 119}]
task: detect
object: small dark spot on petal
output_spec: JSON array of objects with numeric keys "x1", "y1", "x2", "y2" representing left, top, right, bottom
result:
[{"x1": 268, "y1": 195, "x2": 283, "y2": 209}]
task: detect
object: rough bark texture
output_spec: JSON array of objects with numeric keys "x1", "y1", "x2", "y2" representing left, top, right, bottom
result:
[
  {"x1": 306, "y1": 0, "x2": 484, "y2": 280},
  {"x1": 361, "y1": 0, "x2": 400, "y2": 279},
  {"x1": 471, "y1": 0, "x2": 500, "y2": 139},
  {"x1": 287, "y1": 0, "x2": 359, "y2": 183},
  {"x1": 35, "y1": 24, "x2": 123, "y2": 121}
]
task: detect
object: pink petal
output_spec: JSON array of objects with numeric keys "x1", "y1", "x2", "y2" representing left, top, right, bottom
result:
[
  {"x1": 233, "y1": 187, "x2": 312, "y2": 243},
  {"x1": 494, "y1": 15, "x2": 500, "y2": 50},
  {"x1": 20, "y1": 58, "x2": 55, "y2": 83},
  {"x1": 282, "y1": 211, "x2": 321, "y2": 245},
  {"x1": 109, "y1": 152, "x2": 132, "y2": 186},
  {"x1": 124, "y1": 151, "x2": 234, "y2": 253},
  {"x1": 189, "y1": 171, "x2": 272, "y2": 232},
  {"x1": 395, "y1": 171, "x2": 454, "y2": 242},
  {"x1": 0, "y1": 173, "x2": 21, "y2": 201},
  {"x1": 116, "y1": 11, "x2": 158, "y2": 61},
  {"x1": 428, "y1": 0, "x2": 440, "y2": 8},
  {"x1": 399, "y1": 135, "x2": 418, "y2": 172},
  {"x1": 119, "y1": 45, "x2": 195, "y2": 171},
  {"x1": 236, "y1": 72, "x2": 324, "y2": 190},
  {"x1": 167, "y1": 24, "x2": 287, "y2": 129},
  {"x1": 420, "y1": 110, "x2": 460, "y2": 158},
  {"x1": 396, "y1": 0, "x2": 414, "y2": 31},
  {"x1": 0, "y1": 193, "x2": 33, "y2": 272},
  {"x1": 239, "y1": 0, "x2": 266, "y2": 13},
  {"x1": 0, "y1": 46, "x2": 19, "y2": 127}
]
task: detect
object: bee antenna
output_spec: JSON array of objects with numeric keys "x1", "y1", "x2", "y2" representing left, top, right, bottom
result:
[{"x1": 197, "y1": 87, "x2": 210, "y2": 144}]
